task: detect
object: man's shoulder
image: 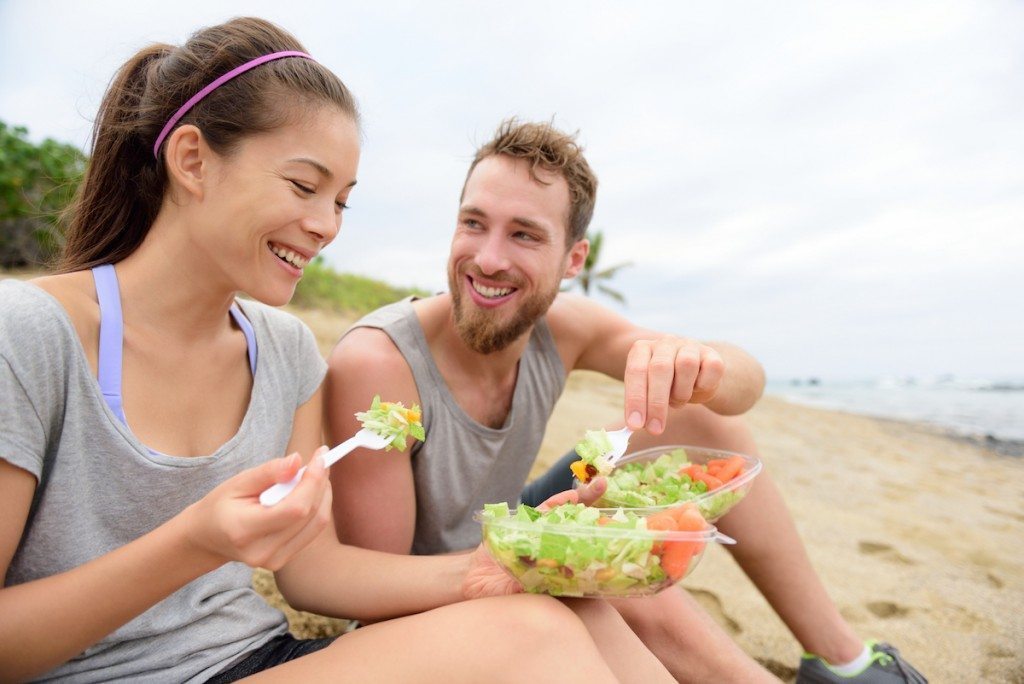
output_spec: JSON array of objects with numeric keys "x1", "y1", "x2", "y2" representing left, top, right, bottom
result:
[
  {"x1": 547, "y1": 291, "x2": 616, "y2": 321},
  {"x1": 330, "y1": 325, "x2": 406, "y2": 369},
  {"x1": 545, "y1": 292, "x2": 618, "y2": 339}
]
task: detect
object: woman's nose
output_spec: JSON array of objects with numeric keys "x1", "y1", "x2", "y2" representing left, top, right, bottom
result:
[{"x1": 302, "y1": 202, "x2": 341, "y2": 244}]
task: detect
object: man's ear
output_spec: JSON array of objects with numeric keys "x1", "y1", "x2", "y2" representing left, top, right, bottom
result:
[
  {"x1": 562, "y1": 237, "x2": 590, "y2": 279},
  {"x1": 163, "y1": 124, "x2": 208, "y2": 201}
]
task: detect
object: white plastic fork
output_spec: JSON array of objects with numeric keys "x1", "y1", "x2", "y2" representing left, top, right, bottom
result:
[
  {"x1": 259, "y1": 428, "x2": 394, "y2": 507},
  {"x1": 603, "y1": 426, "x2": 634, "y2": 467}
]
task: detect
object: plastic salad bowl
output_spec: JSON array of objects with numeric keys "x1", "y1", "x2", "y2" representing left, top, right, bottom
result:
[
  {"x1": 588, "y1": 445, "x2": 762, "y2": 522},
  {"x1": 476, "y1": 501, "x2": 734, "y2": 598}
]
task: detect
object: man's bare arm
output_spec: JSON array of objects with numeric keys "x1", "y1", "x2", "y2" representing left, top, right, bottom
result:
[
  {"x1": 548, "y1": 294, "x2": 765, "y2": 427},
  {"x1": 325, "y1": 328, "x2": 420, "y2": 554}
]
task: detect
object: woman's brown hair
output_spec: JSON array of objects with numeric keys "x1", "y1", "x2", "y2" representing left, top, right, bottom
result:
[{"x1": 57, "y1": 17, "x2": 359, "y2": 272}]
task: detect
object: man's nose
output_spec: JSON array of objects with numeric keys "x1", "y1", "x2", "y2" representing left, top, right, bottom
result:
[{"x1": 474, "y1": 233, "x2": 511, "y2": 275}]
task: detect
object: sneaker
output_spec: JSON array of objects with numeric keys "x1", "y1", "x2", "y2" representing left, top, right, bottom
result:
[{"x1": 796, "y1": 640, "x2": 928, "y2": 683}]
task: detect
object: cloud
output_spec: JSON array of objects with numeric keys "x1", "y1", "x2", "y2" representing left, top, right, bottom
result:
[{"x1": 2, "y1": 0, "x2": 1021, "y2": 378}]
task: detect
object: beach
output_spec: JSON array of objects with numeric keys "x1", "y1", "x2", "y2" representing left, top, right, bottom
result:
[
  {"x1": 259, "y1": 314, "x2": 1024, "y2": 682},
  {"x1": 0, "y1": 276, "x2": 1017, "y2": 681},
  {"x1": 537, "y1": 371, "x2": 1024, "y2": 682}
]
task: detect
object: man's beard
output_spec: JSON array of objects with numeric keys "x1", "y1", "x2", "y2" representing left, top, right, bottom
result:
[{"x1": 448, "y1": 268, "x2": 558, "y2": 354}]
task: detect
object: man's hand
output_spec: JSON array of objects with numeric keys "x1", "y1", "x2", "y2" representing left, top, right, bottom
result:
[{"x1": 624, "y1": 336, "x2": 725, "y2": 435}]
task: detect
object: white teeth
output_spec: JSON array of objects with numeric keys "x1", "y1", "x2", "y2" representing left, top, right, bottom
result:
[
  {"x1": 471, "y1": 280, "x2": 513, "y2": 298},
  {"x1": 270, "y1": 244, "x2": 309, "y2": 269}
]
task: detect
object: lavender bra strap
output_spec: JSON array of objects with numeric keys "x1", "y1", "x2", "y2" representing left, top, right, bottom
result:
[
  {"x1": 91, "y1": 265, "x2": 257, "y2": 428},
  {"x1": 92, "y1": 264, "x2": 127, "y2": 423}
]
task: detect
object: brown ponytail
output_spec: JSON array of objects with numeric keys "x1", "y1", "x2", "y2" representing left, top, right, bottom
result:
[{"x1": 57, "y1": 17, "x2": 359, "y2": 272}]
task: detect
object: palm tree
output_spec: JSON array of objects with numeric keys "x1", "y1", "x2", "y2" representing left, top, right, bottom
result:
[{"x1": 566, "y1": 230, "x2": 632, "y2": 304}]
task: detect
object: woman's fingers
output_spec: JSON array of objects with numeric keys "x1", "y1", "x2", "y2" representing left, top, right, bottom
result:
[
  {"x1": 190, "y1": 447, "x2": 333, "y2": 569},
  {"x1": 262, "y1": 481, "x2": 334, "y2": 570}
]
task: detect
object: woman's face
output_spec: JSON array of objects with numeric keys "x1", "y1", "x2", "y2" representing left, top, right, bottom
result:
[{"x1": 196, "y1": 104, "x2": 360, "y2": 306}]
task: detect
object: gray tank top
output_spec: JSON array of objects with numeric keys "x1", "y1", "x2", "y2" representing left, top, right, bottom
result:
[{"x1": 347, "y1": 298, "x2": 566, "y2": 553}]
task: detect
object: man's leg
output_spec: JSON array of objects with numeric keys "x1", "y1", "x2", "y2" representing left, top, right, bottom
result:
[
  {"x1": 519, "y1": 451, "x2": 577, "y2": 506},
  {"x1": 608, "y1": 588, "x2": 778, "y2": 683},
  {"x1": 629, "y1": 404, "x2": 864, "y2": 665}
]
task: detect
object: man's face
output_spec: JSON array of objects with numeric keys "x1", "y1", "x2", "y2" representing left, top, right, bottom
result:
[{"x1": 447, "y1": 154, "x2": 587, "y2": 354}]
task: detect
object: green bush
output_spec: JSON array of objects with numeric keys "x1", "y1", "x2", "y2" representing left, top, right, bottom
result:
[
  {"x1": 292, "y1": 256, "x2": 429, "y2": 315},
  {"x1": 0, "y1": 121, "x2": 86, "y2": 267}
]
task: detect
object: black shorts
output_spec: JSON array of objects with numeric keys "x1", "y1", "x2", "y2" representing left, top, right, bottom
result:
[
  {"x1": 205, "y1": 634, "x2": 337, "y2": 683},
  {"x1": 519, "y1": 450, "x2": 577, "y2": 506}
]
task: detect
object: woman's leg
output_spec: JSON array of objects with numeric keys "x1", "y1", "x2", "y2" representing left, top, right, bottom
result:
[
  {"x1": 562, "y1": 598, "x2": 675, "y2": 683},
  {"x1": 241, "y1": 594, "x2": 618, "y2": 683}
]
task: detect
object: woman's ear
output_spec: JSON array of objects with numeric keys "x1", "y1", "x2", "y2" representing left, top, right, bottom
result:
[{"x1": 162, "y1": 124, "x2": 208, "y2": 201}]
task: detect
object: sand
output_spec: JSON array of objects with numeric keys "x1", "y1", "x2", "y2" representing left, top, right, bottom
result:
[
  {"x1": 249, "y1": 308, "x2": 1024, "y2": 682},
  {"x1": 535, "y1": 371, "x2": 1024, "y2": 682}
]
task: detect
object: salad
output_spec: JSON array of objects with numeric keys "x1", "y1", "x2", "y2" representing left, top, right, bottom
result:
[
  {"x1": 478, "y1": 501, "x2": 713, "y2": 597},
  {"x1": 569, "y1": 429, "x2": 616, "y2": 483},
  {"x1": 355, "y1": 395, "x2": 425, "y2": 451},
  {"x1": 596, "y1": 448, "x2": 751, "y2": 520}
]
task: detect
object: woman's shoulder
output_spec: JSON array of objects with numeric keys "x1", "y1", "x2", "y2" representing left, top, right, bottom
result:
[
  {"x1": 0, "y1": 274, "x2": 93, "y2": 373},
  {"x1": 2, "y1": 272, "x2": 91, "y2": 332},
  {"x1": 234, "y1": 299, "x2": 319, "y2": 352}
]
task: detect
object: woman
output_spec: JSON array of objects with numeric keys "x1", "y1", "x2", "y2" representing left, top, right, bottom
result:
[{"x1": 0, "y1": 17, "x2": 672, "y2": 683}]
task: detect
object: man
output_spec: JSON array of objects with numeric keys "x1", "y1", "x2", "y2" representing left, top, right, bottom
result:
[{"x1": 326, "y1": 120, "x2": 925, "y2": 683}]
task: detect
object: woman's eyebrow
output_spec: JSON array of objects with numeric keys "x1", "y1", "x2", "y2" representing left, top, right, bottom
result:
[
  {"x1": 288, "y1": 157, "x2": 333, "y2": 179},
  {"x1": 287, "y1": 157, "x2": 357, "y2": 188}
]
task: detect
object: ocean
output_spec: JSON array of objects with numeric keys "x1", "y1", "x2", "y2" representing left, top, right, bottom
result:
[{"x1": 766, "y1": 376, "x2": 1024, "y2": 454}]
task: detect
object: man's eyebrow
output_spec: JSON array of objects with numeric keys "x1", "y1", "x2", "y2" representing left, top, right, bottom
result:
[
  {"x1": 460, "y1": 205, "x2": 545, "y2": 232},
  {"x1": 511, "y1": 216, "x2": 545, "y2": 231}
]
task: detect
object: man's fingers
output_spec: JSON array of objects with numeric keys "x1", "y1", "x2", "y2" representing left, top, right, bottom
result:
[
  {"x1": 537, "y1": 489, "x2": 580, "y2": 512},
  {"x1": 624, "y1": 341, "x2": 652, "y2": 429},
  {"x1": 666, "y1": 343, "x2": 701, "y2": 408},
  {"x1": 645, "y1": 339, "x2": 680, "y2": 434},
  {"x1": 689, "y1": 348, "x2": 724, "y2": 403},
  {"x1": 575, "y1": 477, "x2": 607, "y2": 506}
]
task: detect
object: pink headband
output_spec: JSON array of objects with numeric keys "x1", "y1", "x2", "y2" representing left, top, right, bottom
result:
[{"x1": 152, "y1": 50, "x2": 315, "y2": 158}]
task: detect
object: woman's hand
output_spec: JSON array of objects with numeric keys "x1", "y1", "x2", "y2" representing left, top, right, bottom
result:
[
  {"x1": 181, "y1": 447, "x2": 334, "y2": 571},
  {"x1": 460, "y1": 478, "x2": 609, "y2": 599}
]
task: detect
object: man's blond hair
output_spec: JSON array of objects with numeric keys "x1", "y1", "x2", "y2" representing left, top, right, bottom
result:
[{"x1": 464, "y1": 119, "x2": 598, "y2": 246}]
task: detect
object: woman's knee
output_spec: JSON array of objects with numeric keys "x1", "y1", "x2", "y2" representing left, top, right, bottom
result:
[{"x1": 495, "y1": 594, "x2": 587, "y2": 641}]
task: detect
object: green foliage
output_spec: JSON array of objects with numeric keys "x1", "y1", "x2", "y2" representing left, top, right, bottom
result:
[
  {"x1": 0, "y1": 120, "x2": 87, "y2": 266},
  {"x1": 565, "y1": 229, "x2": 632, "y2": 304},
  {"x1": 292, "y1": 256, "x2": 429, "y2": 315}
]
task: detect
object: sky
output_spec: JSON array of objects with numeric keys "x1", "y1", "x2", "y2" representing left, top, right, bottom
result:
[{"x1": 2, "y1": 0, "x2": 1022, "y2": 381}]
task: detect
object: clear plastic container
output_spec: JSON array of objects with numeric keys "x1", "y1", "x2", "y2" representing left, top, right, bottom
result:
[
  {"x1": 588, "y1": 445, "x2": 762, "y2": 521},
  {"x1": 476, "y1": 503, "x2": 734, "y2": 598}
]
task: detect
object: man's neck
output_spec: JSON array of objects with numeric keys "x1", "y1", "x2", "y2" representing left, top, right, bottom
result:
[{"x1": 416, "y1": 295, "x2": 535, "y2": 428}]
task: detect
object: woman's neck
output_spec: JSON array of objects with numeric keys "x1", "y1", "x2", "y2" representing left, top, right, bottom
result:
[{"x1": 114, "y1": 214, "x2": 239, "y2": 342}]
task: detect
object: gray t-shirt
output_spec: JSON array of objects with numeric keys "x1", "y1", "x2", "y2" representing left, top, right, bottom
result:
[
  {"x1": 0, "y1": 279, "x2": 327, "y2": 683},
  {"x1": 347, "y1": 298, "x2": 566, "y2": 554}
]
